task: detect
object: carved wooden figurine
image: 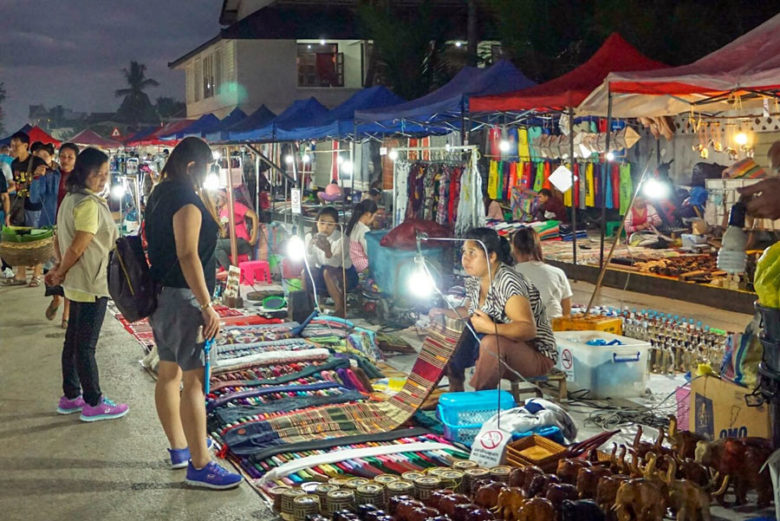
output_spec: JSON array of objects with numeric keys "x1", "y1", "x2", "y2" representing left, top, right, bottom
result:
[
  {"x1": 576, "y1": 466, "x2": 613, "y2": 499},
  {"x1": 695, "y1": 437, "x2": 773, "y2": 507},
  {"x1": 526, "y1": 473, "x2": 561, "y2": 498},
  {"x1": 561, "y1": 499, "x2": 606, "y2": 521},
  {"x1": 661, "y1": 458, "x2": 727, "y2": 521},
  {"x1": 613, "y1": 478, "x2": 667, "y2": 521},
  {"x1": 475, "y1": 481, "x2": 508, "y2": 509},
  {"x1": 544, "y1": 482, "x2": 579, "y2": 512},
  {"x1": 493, "y1": 487, "x2": 525, "y2": 521},
  {"x1": 516, "y1": 497, "x2": 556, "y2": 521},
  {"x1": 557, "y1": 458, "x2": 592, "y2": 485},
  {"x1": 595, "y1": 474, "x2": 629, "y2": 520},
  {"x1": 667, "y1": 415, "x2": 704, "y2": 460}
]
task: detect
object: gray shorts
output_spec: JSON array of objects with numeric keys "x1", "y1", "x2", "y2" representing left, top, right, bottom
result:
[{"x1": 150, "y1": 287, "x2": 205, "y2": 371}]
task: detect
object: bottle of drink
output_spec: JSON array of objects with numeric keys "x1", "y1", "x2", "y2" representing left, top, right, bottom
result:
[{"x1": 717, "y1": 201, "x2": 748, "y2": 274}]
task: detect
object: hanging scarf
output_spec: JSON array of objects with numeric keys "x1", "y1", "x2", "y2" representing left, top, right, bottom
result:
[
  {"x1": 619, "y1": 163, "x2": 633, "y2": 215},
  {"x1": 533, "y1": 162, "x2": 545, "y2": 193},
  {"x1": 542, "y1": 161, "x2": 552, "y2": 191},
  {"x1": 585, "y1": 163, "x2": 595, "y2": 207},
  {"x1": 518, "y1": 127, "x2": 531, "y2": 161},
  {"x1": 488, "y1": 160, "x2": 499, "y2": 199}
]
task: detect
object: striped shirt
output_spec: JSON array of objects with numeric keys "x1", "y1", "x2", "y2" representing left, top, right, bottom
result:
[{"x1": 466, "y1": 264, "x2": 557, "y2": 362}]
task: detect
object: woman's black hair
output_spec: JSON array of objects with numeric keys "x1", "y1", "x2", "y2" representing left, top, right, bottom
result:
[
  {"x1": 66, "y1": 147, "x2": 108, "y2": 193},
  {"x1": 30, "y1": 141, "x2": 44, "y2": 153},
  {"x1": 161, "y1": 136, "x2": 213, "y2": 183},
  {"x1": 511, "y1": 226, "x2": 544, "y2": 261},
  {"x1": 346, "y1": 199, "x2": 378, "y2": 237},
  {"x1": 313, "y1": 206, "x2": 340, "y2": 233},
  {"x1": 539, "y1": 188, "x2": 553, "y2": 198},
  {"x1": 464, "y1": 227, "x2": 513, "y2": 265},
  {"x1": 59, "y1": 142, "x2": 79, "y2": 156}
]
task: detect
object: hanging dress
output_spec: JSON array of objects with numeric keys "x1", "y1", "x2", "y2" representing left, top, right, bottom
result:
[{"x1": 533, "y1": 162, "x2": 545, "y2": 193}]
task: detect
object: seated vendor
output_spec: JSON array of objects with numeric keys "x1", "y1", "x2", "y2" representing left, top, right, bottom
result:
[
  {"x1": 304, "y1": 206, "x2": 358, "y2": 318},
  {"x1": 429, "y1": 227, "x2": 557, "y2": 391},
  {"x1": 485, "y1": 197, "x2": 505, "y2": 221},
  {"x1": 346, "y1": 199, "x2": 378, "y2": 276},
  {"x1": 512, "y1": 227, "x2": 572, "y2": 318},
  {"x1": 214, "y1": 190, "x2": 259, "y2": 270},
  {"x1": 624, "y1": 194, "x2": 662, "y2": 235},
  {"x1": 533, "y1": 188, "x2": 568, "y2": 222}
]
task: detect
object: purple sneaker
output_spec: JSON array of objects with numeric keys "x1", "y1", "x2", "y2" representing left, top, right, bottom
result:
[
  {"x1": 57, "y1": 395, "x2": 86, "y2": 414},
  {"x1": 185, "y1": 461, "x2": 242, "y2": 490},
  {"x1": 79, "y1": 397, "x2": 129, "y2": 422}
]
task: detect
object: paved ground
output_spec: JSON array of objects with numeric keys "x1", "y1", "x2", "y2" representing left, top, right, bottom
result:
[
  {"x1": 0, "y1": 282, "x2": 273, "y2": 521},
  {"x1": 0, "y1": 278, "x2": 771, "y2": 521}
]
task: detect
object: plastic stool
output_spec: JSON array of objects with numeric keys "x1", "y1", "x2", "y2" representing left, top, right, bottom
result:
[{"x1": 239, "y1": 260, "x2": 271, "y2": 285}]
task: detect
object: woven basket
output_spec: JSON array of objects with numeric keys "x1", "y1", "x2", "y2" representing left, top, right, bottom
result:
[{"x1": 0, "y1": 235, "x2": 54, "y2": 266}]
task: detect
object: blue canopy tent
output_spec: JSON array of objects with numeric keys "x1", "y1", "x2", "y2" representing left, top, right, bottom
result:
[
  {"x1": 275, "y1": 86, "x2": 440, "y2": 141},
  {"x1": 220, "y1": 105, "x2": 277, "y2": 143},
  {"x1": 161, "y1": 113, "x2": 221, "y2": 140},
  {"x1": 228, "y1": 97, "x2": 329, "y2": 143},
  {"x1": 203, "y1": 108, "x2": 248, "y2": 143},
  {"x1": 354, "y1": 60, "x2": 536, "y2": 133},
  {"x1": 0, "y1": 124, "x2": 32, "y2": 146},
  {"x1": 123, "y1": 125, "x2": 160, "y2": 146}
]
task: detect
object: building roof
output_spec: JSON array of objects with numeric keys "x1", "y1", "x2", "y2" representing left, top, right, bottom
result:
[{"x1": 171, "y1": 0, "x2": 497, "y2": 68}]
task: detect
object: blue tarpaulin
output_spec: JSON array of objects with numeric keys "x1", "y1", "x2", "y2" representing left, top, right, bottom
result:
[
  {"x1": 355, "y1": 60, "x2": 535, "y2": 129},
  {"x1": 0, "y1": 124, "x2": 31, "y2": 146},
  {"x1": 228, "y1": 98, "x2": 329, "y2": 142},
  {"x1": 161, "y1": 113, "x2": 221, "y2": 140},
  {"x1": 274, "y1": 86, "x2": 440, "y2": 140},
  {"x1": 204, "y1": 108, "x2": 248, "y2": 143}
]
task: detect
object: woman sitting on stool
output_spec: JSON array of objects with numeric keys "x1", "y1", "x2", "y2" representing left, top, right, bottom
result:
[
  {"x1": 430, "y1": 227, "x2": 557, "y2": 391},
  {"x1": 304, "y1": 206, "x2": 358, "y2": 318},
  {"x1": 512, "y1": 227, "x2": 572, "y2": 318}
]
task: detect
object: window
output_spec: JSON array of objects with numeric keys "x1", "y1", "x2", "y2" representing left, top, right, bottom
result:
[
  {"x1": 297, "y1": 43, "x2": 344, "y2": 87},
  {"x1": 203, "y1": 54, "x2": 215, "y2": 98},
  {"x1": 215, "y1": 49, "x2": 223, "y2": 95},
  {"x1": 193, "y1": 59, "x2": 202, "y2": 102}
]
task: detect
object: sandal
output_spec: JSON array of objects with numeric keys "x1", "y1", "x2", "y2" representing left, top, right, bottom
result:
[
  {"x1": 45, "y1": 300, "x2": 60, "y2": 321},
  {"x1": 28, "y1": 277, "x2": 41, "y2": 288},
  {"x1": 4, "y1": 278, "x2": 27, "y2": 286},
  {"x1": 61, "y1": 318, "x2": 69, "y2": 330}
]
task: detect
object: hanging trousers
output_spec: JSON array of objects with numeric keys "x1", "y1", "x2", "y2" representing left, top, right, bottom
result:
[{"x1": 62, "y1": 297, "x2": 108, "y2": 406}]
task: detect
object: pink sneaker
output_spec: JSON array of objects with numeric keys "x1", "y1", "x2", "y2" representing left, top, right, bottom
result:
[
  {"x1": 79, "y1": 397, "x2": 129, "y2": 422},
  {"x1": 57, "y1": 395, "x2": 86, "y2": 414}
]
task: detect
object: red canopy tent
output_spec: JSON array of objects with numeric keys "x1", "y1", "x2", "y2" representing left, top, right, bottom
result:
[
  {"x1": 70, "y1": 129, "x2": 122, "y2": 149},
  {"x1": 471, "y1": 33, "x2": 666, "y2": 112},
  {"x1": 578, "y1": 14, "x2": 780, "y2": 117},
  {"x1": 126, "y1": 120, "x2": 194, "y2": 146}
]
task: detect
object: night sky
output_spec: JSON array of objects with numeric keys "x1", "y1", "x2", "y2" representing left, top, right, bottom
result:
[{"x1": 0, "y1": 0, "x2": 221, "y2": 132}]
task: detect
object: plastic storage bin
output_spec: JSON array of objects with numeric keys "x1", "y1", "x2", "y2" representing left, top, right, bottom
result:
[
  {"x1": 553, "y1": 330, "x2": 650, "y2": 399},
  {"x1": 437, "y1": 390, "x2": 515, "y2": 446}
]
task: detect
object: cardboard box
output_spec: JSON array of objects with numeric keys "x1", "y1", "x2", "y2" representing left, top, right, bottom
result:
[
  {"x1": 551, "y1": 314, "x2": 622, "y2": 335},
  {"x1": 689, "y1": 375, "x2": 772, "y2": 440}
]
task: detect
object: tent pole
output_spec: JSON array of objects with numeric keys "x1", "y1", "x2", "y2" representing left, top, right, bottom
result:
[
  {"x1": 569, "y1": 107, "x2": 577, "y2": 269},
  {"x1": 225, "y1": 145, "x2": 239, "y2": 267},
  {"x1": 599, "y1": 91, "x2": 612, "y2": 268}
]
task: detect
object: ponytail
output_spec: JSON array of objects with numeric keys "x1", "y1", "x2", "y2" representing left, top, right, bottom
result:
[{"x1": 346, "y1": 199, "x2": 378, "y2": 237}]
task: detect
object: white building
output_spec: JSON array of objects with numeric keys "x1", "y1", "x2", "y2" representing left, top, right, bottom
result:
[
  {"x1": 169, "y1": 0, "x2": 495, "y2": 119},
  {"x1": 169, "y1": 1, "x2": 375, "y2": 118}
]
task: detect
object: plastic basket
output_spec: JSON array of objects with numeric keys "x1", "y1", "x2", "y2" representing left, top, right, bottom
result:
[{"x1": 437, "y1": 390, "x2": 515, "y2": 446}]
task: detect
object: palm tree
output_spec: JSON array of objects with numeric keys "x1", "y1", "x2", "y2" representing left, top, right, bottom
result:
[{"x1": 115, "y1": 61, "x2": 160, "y2": 126}]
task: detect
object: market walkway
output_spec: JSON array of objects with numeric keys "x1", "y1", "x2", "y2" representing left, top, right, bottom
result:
[{"x1": 0, "y1": 283, "x2": 273, "y2": 521}]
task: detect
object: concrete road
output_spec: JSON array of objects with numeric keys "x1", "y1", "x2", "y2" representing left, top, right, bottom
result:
[{"x1": 0, "y1": 283, "x2": 274, "y2": 521}]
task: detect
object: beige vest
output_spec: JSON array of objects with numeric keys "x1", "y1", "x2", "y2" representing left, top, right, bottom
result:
[{"x1": 57, "y1": 191, "x2": 118, "y2": 298}]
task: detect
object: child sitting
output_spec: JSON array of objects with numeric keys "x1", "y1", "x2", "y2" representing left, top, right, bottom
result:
[
  {"x1": 304, "y1": 206, "x2": 358, "y2": 318},
  {"x1": 346, "y1": 199, "x2": 378, "y2": 276}
]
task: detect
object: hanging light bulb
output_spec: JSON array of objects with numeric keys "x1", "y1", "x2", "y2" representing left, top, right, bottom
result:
[
  {"x1": 341, "y1": 160, "x2": 354, "y2": 175},
  {"x1": 212, "y1": 150, "x2": 221, "y2": 161},
  {"x1": 499, "y1": 139, "x2": 511, "y2": 153},
  {"x1": 336, "y1": 155, "x2": 344, "y2": 165},
  {"x1": 319, "y1": 38, "x2": 326, "y2": 46},
  {"x1": 287, "y1": 236, "x2": 306, "y2": 262},
  {"x1": 284, "y1": 155, "x2": 294, "y2": 164},
  {"x1": 408, "y1": 257, "x2": 435, "y2": 299},
  {"x1": 455, "y1": 41, "x2": 463, "y2": 48},
  {"x1": 110, "y1": 183, "x2": 126, "y2": 199},
  {"x1": 606, "y1": 151, "x2": 615, "y2": 161},
  {"x1": 735, "y1": 132, "x2": 748, "y2": 146},
  {"x1": 642, "y1": 178, "x2": 671, "y2": 200},
  {"x1": 302, "y1": 153, "x2": 311, "y2": 164},
  {"x1": 203, "y1": 171, "x2": 221, "y2": 191},
  {"x1": 388, "y1": 149, "x2": 399, "y2": 161}
]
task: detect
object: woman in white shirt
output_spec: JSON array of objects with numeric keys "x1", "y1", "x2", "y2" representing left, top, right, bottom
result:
[
  {"x1": 304, "y1": 206, "x2": 358, "y2": 318},
  {"x1": 511, "y1": 227, "x2": 572, "y2": 318}
]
